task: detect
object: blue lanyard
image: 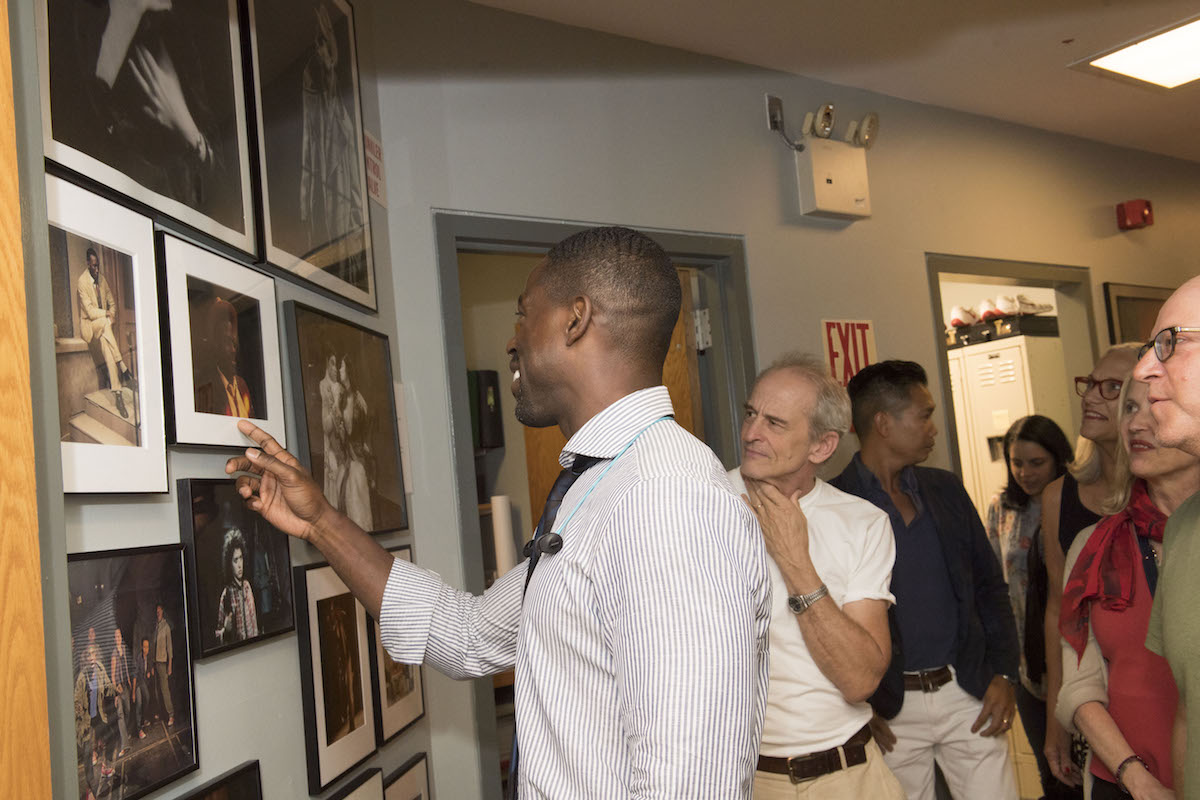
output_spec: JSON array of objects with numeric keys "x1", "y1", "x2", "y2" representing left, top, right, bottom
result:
[{"x1": 551, "y1": 415, "x2": 672, "y2": 536}]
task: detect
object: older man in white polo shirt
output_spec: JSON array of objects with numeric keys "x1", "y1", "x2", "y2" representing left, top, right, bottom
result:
[{"x1": 730, "y1": 353, "x2": 904, "y2": 798}]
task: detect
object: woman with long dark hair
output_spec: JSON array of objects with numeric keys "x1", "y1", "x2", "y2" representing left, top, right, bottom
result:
[{"x1": 986, "y1": 414, "x2": 1074, "y2": 799}]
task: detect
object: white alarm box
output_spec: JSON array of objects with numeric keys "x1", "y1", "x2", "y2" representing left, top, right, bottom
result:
[{"x1": 794, "y1": 136, "x2": 871, "y2": 219}]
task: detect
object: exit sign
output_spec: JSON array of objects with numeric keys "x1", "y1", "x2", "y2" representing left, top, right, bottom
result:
[{"x1": 822, "y1": 319, "x2": 877, "y2": 386}]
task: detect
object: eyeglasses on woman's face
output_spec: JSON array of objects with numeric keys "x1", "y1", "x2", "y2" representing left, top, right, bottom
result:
[
  {"x1": 1139, "y1": 326, "x2": 1200, "y2": 362},
  {"x1": 1074, "y1": 376, "x2": 1123, "y2": 400}
]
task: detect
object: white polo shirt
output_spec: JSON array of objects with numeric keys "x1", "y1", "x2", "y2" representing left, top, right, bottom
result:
[{"x1": 728, "y1": 469, "x2": 896, "y2": 754}]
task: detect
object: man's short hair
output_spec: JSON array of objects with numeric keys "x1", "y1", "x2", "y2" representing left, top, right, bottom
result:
[
  {"x1": 540, "y1": 226, "x2": 681, "y2": 368},
  {"x1": 754, "y1": 353, "x2": 851, "y2": 437},
  {"x1": 846, "y1": 360, "x2": 928, "y2": 439},
  {"x1": 86, "y1": 246, "x2": 99, "y2": 263}
]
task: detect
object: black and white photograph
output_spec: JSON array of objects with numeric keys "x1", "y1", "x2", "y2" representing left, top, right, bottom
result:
[
  {"x1": 67, "y1": 545, "x2": 197, "y2": 800},
  {"x1": 38, "y1": 0, "x2": 257, "y2": 254},
  {"x1": 162, "y1": 234, "x2": 286, "y2": 447},
  {"x1": 247, "y1": 0, "x2": 376, "y2": 309},
  {"x1": 47, "y1": 175, "x2": 167, "y2": 493},
  {"x1": 295, "y1": 562, "x2": 377, "y2": 794},
  {"x1": 330, "y1": 767, "x2": 384, "y2": 800},
  {"x1": 384, "y1": 753, "x2": 429, "y2": 800},
  {"x1": 285, "y1": 302, "x2": 407, "y2": 534},
  {"x1": 178, "y1": 479, "x2": 295, "y2": 659},
  {"x1": 368, "y1": 547, "x2": 424, "y2": 744},
  {"x1": 178, "y1": 760, "x2": 263, "y2": 800}
]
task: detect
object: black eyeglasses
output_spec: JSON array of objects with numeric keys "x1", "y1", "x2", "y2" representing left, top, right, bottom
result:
[
  {"x1": 1074, "y1": 376, "x2": 1123, "y2": 400},
  {"x1": 1140, "y1": 326, "x2": 1200, "y2": 362}
]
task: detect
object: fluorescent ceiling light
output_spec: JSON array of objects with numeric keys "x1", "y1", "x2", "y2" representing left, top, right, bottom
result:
[{"x1": 1089, "y1": 19, "x2": 1200, "y2": 88}]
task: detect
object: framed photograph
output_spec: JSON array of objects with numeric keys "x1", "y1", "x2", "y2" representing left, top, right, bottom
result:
[
  {"x1": 178, "y1": 760, "x2": 262, "y2": 800},
  {"x1": 247, "y1": 0, "x2": 376, "y2": 309},
  {"x1": 284, "y1": 302, "x2": 408, "y2": 534},
  {"x1": 37, "y1": 0, "x2": 256, "y2": 255},
  {"x1": 46, "y1": 175, "x2": 168, "y2": 493},
  {"x1": 67, "y1": 544, "x2": 197, "y2": 800},
  {"x1": 1104, "y1": 282, "x2": 1173, "y2": 345},
  {"x1": 295, "y1": 562, "x2": 377, "y2": 794},
  {"x1": 385, "y1": 753, "x2": 429, "y2": 800},
  {"x1": 161, "y1": 234, "x2": 285, "y2": 447},
  {"x1": 330, "y1": 768, "x2": 384, "y2": 800},
  {"x1": 367, "y1": 546, "x2": 424, "y2": 744},
  {"x1": 178, "y1": 479, "x2": 295, "y2": 658}
]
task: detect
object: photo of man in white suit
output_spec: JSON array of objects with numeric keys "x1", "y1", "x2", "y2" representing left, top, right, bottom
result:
[{"x1": 77, "y1": 246, "x2": 135, "y2": 418}]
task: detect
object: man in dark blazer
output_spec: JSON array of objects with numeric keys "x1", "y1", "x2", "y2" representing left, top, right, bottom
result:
[{"x1": 830, "y1": 360, "x2": 1020, "y2": 800}]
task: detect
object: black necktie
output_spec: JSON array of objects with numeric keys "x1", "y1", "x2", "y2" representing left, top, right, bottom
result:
[{"x1": 507, "y1": 453, "x2": 601, "y2": 800}]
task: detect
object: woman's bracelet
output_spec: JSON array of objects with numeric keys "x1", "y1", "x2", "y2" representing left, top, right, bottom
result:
[{"x1": 1114, "y1": 753, "x2": 1148, "y2": 794}]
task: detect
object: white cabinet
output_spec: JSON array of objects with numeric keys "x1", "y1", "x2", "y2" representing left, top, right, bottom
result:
[{"x1": 947, "y1": 335, "x2": 1074, "y2": 517}]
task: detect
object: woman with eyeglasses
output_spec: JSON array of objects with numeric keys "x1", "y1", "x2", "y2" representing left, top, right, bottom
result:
[
  {"x1": 985, "y1": 415, "x2": 1075, "y2": 799},
  {"x1": 1057, "y1": 377, "x2": 1198, "y2": 799},
  {"x1": 1041, "y1": 343, "x2": 1142, "y2": 790}
]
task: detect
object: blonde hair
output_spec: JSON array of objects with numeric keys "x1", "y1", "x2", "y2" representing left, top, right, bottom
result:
[
  {"x1": 1068, "y1": 343, "x2": 1143, "y2": 485},
  {"x1": 1098, "y1": 378, "x2": 1138, "y2": 515}
]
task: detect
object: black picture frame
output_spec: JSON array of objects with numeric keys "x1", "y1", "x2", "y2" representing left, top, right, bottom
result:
[
  {"x1": 384, "y1": 752, "x2": 430, "y2": 800},
  {"x1": 177, "y1": 760, "x2": 263, "y2": 800},
  {"x1": 178, "y1": 478, "x2": 295, "y2": 659},
  {"x1": 367, "y1": 546, "x2": 425, "y2": 745},
  {"x1": 160, "y1": 232, "x2": 287, "y2": 447},
  {"x1": 329, "y1": 767, "x2": 385, "y2": 800},
  {"x1": 38, "y1": 0, "x2": 258, "y2": 255},
  {"x1": 295, "y1": 561, "x2": 377, "y2": 794},
  {"x1": 67, "y1": 544, "x2": 198, "y2": 800},
  {"x1": 283, "y1": 301, "x2": 408, "y2": 534},
  {"x1": 246, "y1": 0, "x2": 377, "y2": 310},
  {"x1": 1103, "y1": 281, "x2": 1173, "y2": 345}
]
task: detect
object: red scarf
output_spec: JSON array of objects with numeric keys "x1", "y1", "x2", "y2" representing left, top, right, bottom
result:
[{"x1": 1060, "y1": 479, "x2": 1165, "y2": 659}]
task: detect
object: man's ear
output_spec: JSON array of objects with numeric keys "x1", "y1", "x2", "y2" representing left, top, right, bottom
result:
[
  {"x1": 564, "y1": 295, "x2": 593, "y2": 346},
  {"x1": 809, "y1": 431, "x2": 840, "y2": 465},
  {"x1": 873, "y1": 410, "x2": 892, "y2": 440}
]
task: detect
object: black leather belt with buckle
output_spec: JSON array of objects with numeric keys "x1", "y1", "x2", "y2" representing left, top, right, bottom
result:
[
  {"x1": 756, "y1": 723, "x2": 872, "y2": 783},
  {"x1": 903, "y1": 665, "x2": 953, "y2": 692}
]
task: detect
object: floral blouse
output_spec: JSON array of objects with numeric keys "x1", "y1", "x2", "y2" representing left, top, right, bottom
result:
[{"x1": 985, "y1": 494, "x2": 1043, "y2": 696}]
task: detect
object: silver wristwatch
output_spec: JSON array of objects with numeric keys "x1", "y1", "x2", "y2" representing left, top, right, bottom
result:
[{"x1": 787, "y1": 584, "x2": 829, "y2": 615}]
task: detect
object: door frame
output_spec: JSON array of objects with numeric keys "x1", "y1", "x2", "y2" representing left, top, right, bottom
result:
[{"x1": 925, "y1": 252, "x2": 1100, "y2": 478}]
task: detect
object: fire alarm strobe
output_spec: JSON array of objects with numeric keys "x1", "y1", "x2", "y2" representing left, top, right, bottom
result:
[{"x1": 1116, "y1": 199, "x2": 1153, "y2": 230}]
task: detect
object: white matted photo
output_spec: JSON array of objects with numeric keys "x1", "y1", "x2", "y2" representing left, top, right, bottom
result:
[
  {"x1": 329, "y1": 768, "x2": 384, "y2": 800},
  {"x1": 368, "y1": 546, "x2": 424, "y2": 744},
  {"x1": 295, "y1": 562, "x2": 377, "y2": 794},
  {"x1": 385, "y1": 753, "x2": 429, "y2": 800},
  {"x1": 47, "y1": 175, "x2": 167, "y2": 493},
  {"x1": 37, "y1": 0, "x2": 257, "y2": 255},
  {"x1": 161, "y1": 234, "x2": 285, "y2": 447}
]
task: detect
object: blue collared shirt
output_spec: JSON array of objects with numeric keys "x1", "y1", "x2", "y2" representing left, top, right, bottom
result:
[{"x1": 852, "y1": 454, "x2": 958, "y2": 671}]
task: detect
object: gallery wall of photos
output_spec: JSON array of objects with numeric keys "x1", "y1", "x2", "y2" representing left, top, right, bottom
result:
[{"x1": 35, "y1": 0, "x2": 430, "y2": 797}]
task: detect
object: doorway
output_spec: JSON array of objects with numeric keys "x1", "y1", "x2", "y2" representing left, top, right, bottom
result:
[{"x1": 434, "y1": 212, "x2": 757, "y2": 796}]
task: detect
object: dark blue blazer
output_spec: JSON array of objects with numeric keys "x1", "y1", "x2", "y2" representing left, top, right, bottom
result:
[{"x1": 831, "y1": 459, "x2": 1020, "y2": 719}]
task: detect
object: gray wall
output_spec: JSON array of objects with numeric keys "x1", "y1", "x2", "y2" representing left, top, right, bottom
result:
[{"x1": 18, "y1": 0, "x2": 1200, "y2": 798}]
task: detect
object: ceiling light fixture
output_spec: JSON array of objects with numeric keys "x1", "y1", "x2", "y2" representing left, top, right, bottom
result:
[{"x1": 1084, "y1": 16, "x2": 1200, "y2": 88}]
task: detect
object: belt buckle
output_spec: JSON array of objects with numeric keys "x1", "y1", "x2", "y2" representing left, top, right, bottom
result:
[{"x1": 786, "y1": 752, "x2": 834, "y2": 784}]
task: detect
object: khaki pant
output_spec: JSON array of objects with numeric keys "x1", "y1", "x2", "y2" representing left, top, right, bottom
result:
[
  {"x1": 753, "y1": 739, "x2": 905, "y2": 799},
  {"x1": 88, "y1": 318, "x2": 123, "y2": 390}
]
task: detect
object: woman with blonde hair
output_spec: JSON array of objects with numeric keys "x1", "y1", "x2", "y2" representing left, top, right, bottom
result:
[
  {"x1": 1057, "y1": 377, "x2": 1198, "y2": 798},
  {"x1": 1041, "y1": 342, "x2": 1142, "y2": 788}
]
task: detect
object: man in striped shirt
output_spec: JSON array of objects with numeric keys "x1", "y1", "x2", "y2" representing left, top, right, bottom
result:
[{"x1": 227, "y1": 226, "x2": 771, "y2": 798}]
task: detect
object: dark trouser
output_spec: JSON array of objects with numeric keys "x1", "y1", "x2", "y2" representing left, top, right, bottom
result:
[
  {"x1": 89, "y1": 713, "x2": 112, "y2": 762},
  {"x1": 134, "y1": 680, "x2": 150, "y2": 728},
  {"x1": 114, "y1": 689, "x2": 130, "y2": 750},
  {"x1": 1015, "y1": 684, "x2": 1082, "y2": 800}
]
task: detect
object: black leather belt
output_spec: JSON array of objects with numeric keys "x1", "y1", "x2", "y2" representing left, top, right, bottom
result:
[
  {"x1": 903, "y1": 665, "x2": 953, "y2": 692},
  {"x1": 756, "y1": 723, "x2": 872, "y2": 783}
]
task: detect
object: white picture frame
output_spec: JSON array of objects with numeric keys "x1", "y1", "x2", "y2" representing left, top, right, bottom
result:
[
  {"x1": 37, "y1": 0, "x2": 257, "y2": 255},
  {"x1": 47, "y1": 175, "x2": 168, "y2": 493},
  {"x1": 161, "y1": 234, "x2": 285, "y2": 447},
  {"x1": 384, "y1": 753, "x2": 429, "y2": 800}
]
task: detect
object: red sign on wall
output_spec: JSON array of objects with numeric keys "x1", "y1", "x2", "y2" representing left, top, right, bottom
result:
[{"x1": 822, "y1": 319, "x2": 877, "y2": 387}]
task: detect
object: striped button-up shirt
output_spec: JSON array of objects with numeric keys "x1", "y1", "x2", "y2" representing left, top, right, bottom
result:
[{"x1": 381, "y1": 386, "x2": 771, "y2": 798}]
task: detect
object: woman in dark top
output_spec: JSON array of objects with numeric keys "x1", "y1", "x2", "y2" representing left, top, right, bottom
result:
[{"x1": 1041, "y1": 343, "x2": 1141, "y2": 788}]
